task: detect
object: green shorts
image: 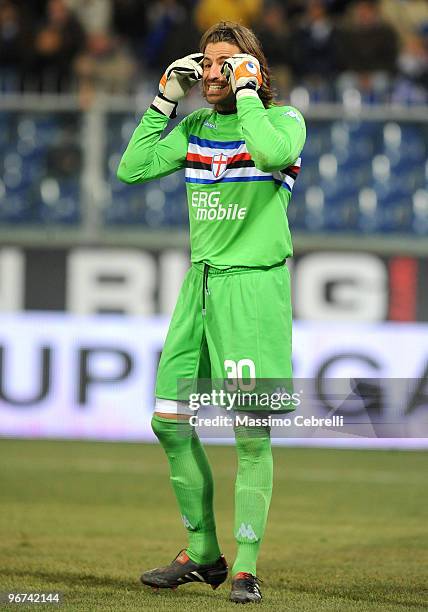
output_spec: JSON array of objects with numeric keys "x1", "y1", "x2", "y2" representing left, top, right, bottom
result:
[{"x1": 155, "y1": 261, "x2": 294, "y2": 412}]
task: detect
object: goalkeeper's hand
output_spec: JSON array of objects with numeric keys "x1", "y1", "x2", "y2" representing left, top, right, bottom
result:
[
  {"x1": 151, "y1": 53, "x2": 204, "y2": 118},
  {"x1": 221, "y1": 54, "x2": 262, "y2": 100}
]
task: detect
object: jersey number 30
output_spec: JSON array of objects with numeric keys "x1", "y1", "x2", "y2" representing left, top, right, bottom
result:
[{"x1": 224, "y1": 359, "x2": 256, "y2": 391}]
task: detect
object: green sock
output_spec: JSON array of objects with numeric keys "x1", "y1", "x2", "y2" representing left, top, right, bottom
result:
[
  {"x1": 151, "y1": 414, "x2": 221, "y2": 565},
  {"x1": 232, "y1": 424, "x2": 273, "y2": 576}
]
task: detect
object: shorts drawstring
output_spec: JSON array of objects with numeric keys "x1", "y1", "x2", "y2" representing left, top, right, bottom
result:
[{"x1": 202, "y1": 263, "x2": 210, "y2": 316}]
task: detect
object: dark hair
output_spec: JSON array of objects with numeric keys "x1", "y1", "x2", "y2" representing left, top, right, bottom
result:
[{"x1": 199, "y1": 21, "x2": 274, "y2": 108}]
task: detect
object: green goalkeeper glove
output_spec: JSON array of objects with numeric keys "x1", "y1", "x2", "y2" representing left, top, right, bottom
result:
[
  {"x1": 221, "y1": 54, "x2": 262, "y2": 101},
  {"x1": 151, "y1": 53, "x2": 204, "y2": 118}
]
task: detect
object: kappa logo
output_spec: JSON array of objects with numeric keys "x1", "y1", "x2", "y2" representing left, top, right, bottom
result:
[
  {"x1": 211, "y1": 153, "x2": 228, "y2": 178},
  {"x1": 236, "y1": 522, "x2": 258, "y2": 541},
  {"x1": 283, "y1": 110, "x2": 302, "y2": 122},
  {"x1": 182, "y1": 515, "x2": 195, "y2": 529}
]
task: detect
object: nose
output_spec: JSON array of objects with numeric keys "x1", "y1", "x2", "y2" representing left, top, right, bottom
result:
[{"x1": 208, "y1": 62, "x2": 223, "y2": 81}]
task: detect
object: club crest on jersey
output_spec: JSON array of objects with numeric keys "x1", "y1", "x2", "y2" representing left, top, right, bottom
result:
[{"x1": 211, "y1": 153, "x2": 228, "y2": 178}]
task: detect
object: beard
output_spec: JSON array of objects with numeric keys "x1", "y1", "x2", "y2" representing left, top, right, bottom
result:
[{"x1": 201, "y1": 81, "x2": 236, "y2": 110}]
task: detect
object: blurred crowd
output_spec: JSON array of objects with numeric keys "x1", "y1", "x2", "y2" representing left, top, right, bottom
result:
[{"x1": 1, "y1": 0, "x2": 427, "y2": 105}]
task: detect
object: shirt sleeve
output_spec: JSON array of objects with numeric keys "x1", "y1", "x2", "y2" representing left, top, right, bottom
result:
[
  {"x1": 117, "y1": 108, "x2": 189, "y2": 184},
  {"x1": 236, "y1": 96, "x2": 306, "y2": 172}
]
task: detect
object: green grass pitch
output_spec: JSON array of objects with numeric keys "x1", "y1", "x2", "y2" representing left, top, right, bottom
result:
[{"x1": 0, "y1": 439, "x2": 427, "y2": 611}]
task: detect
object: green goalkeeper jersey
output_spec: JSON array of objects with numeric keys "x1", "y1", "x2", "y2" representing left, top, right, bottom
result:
[{"x1": 117, "y1": 95, "x2": 306, "y2": 267}]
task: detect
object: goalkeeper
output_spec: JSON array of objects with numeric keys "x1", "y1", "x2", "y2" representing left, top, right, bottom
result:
[{"x1": 117, "y1": 21, "x2": 305, "y2": 604}]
